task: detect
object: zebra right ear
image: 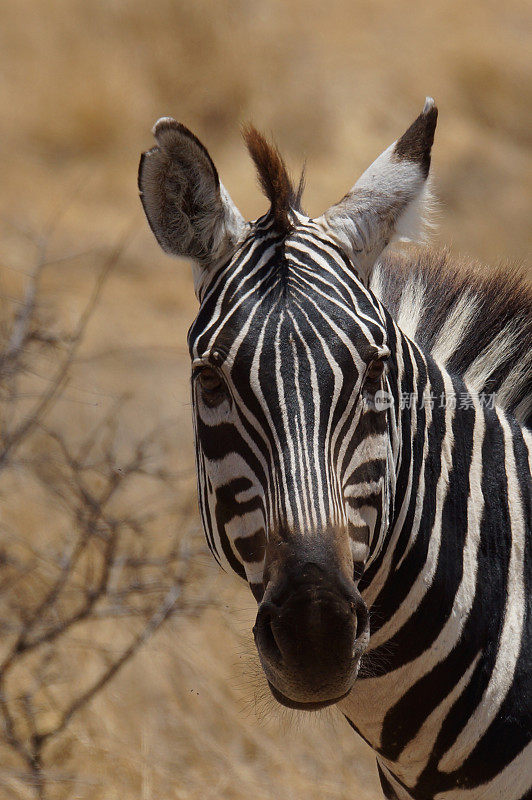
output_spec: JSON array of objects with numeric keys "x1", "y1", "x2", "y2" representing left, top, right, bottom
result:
[
  {"x1": 316, "y1": 98, "x2": 437, "y2": 284},
  {"x1": 138, "y1": 118, "x2": 247, "y2": 292}
]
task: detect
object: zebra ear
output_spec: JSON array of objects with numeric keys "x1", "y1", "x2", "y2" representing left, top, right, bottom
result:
[
  {"x1": 138, "y1": 118, "x2": 247, "y2": 290},
  {"x1": 316, "y1": 98, "x2": 438, "y2": 282}
]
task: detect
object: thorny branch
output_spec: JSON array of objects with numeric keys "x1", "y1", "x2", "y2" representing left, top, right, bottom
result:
[
  {"x1": 0, "y1": 227, "x2": 209, "y2": 799},
  {"x1": 0, "y1": 226, "x2": 130, "y2": 472}
]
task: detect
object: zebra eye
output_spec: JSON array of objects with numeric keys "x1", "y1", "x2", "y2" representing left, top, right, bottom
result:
[
  {"x1": 365, "y1": 358, "x2": 386, "y2": 384},
  {"x1": 197, "y1": 367, "x2": 227, "y2": 408}
]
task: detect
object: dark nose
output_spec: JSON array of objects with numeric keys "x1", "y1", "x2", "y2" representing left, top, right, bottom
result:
[{"x1": 253, "y1": 563, "x2": 368, "y2": 697}]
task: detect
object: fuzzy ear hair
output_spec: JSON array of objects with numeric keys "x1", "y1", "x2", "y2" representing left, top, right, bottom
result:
[
  {"x1": 138, "y1": 118, "x2": 247, "y2": 283},
  {"x1": 316, "y1": 98, "x2": 438, "y2": 282}
]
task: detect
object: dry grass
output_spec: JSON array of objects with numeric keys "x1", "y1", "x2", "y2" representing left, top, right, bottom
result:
[{"x1": 0, "y1": 1, "x2": 530, "y2": 798}]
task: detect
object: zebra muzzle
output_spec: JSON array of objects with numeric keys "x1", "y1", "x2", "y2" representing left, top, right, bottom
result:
[{"x1": 253, "y1": 562, "x2": 369, "y2": 709}]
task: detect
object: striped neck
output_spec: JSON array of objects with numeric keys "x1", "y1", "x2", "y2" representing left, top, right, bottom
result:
[{"x1": 342, "y1": 319, "x2": 531, "y2": 797}]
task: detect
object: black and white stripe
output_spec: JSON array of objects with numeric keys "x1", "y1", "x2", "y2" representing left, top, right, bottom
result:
[{"x1": 139, "y1": 100, "x2": 531, "y2": 799}]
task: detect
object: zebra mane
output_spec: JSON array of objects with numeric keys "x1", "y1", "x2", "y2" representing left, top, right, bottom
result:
[
  {"x1": 242, "y1": 125, "x2": 304, "y2": 234},
  {"x1": 372, "y1": 245, "x2": 532, "y2": 428}
]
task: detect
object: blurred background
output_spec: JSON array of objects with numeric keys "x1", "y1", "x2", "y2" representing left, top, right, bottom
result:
[{"x1": 0, "y1": 1, "x2": 530, "y2": 798}]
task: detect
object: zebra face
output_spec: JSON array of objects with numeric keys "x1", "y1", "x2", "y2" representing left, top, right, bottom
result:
[
  {"x1": 139, "y1": 100, "x2": 436, "y2": 709},
  {"x1": 187, "y1": 220, "x2": 393, "y2": 707},
  {"x1": 188, "y1": 220, "x2": 392, "y2": 579}
]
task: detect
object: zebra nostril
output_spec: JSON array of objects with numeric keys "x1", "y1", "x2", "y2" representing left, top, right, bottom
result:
[
  {"x1": 351, "y1": 597, "x2": 368, "y2": 643},
  {"x1": 255, "y1": 602, "x2": 283, "y2": 664}
]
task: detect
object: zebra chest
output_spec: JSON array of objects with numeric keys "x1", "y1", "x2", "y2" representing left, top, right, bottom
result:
[{"x1": 339, "y1": 664, "x2": 471, "y2": 797}]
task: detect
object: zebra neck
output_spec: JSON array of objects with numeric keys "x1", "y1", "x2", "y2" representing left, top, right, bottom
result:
[{"x1": 343, "y1": 328, "x2": 531, "y2": 797}]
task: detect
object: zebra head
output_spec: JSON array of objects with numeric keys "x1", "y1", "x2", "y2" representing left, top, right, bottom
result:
[{"x1": 139, "y1": 100, "x2": 437, "y2": 710}]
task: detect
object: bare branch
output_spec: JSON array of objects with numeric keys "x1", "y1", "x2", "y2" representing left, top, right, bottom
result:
[
  {"x1": 35, "y1": 579, "x2": 185, "y2": 750},
  {"x1": 0, "y1": 227, "x2": 206, "y2": 799},
  {"x1": 0, "y1": 226, "x2": 133, "y2": 471},
  {"x1": 0, "y1": 244, "x2": 46, "y2": 377}
]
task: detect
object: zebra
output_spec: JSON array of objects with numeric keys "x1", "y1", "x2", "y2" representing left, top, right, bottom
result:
[{"x1": 138, "y1": 99, "x2": 532, "y2": 799}]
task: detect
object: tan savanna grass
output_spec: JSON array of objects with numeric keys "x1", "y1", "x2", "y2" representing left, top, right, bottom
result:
[{"x1": 0, "y1": 1, "x2": 530, "y2": 798}]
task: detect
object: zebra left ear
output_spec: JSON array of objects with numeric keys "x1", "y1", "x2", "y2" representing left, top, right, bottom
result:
[
  {"x1": 316, "y1": 98, "x2": 438, "y2": 282},
  {"x1": 138, "y1": 118, "x2": 247, "y2": 297}
]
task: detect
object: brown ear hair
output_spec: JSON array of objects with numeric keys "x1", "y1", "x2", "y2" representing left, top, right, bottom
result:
[{"x1": 139, "y1": 118, "x2": 246, "y2": 269}]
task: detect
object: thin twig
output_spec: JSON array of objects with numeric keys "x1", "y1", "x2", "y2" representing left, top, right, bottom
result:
[
  {"x1": 35, "y1": 580, "x2": 185, "y2": 750},
  {"x1": 0, "y1": 228, "x2": 132, "y2": 470}
]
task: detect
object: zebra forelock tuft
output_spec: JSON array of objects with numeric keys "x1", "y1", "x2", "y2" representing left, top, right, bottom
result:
[{"x1": 242, "y1": 125, "x2": 304, "y2": 234}]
